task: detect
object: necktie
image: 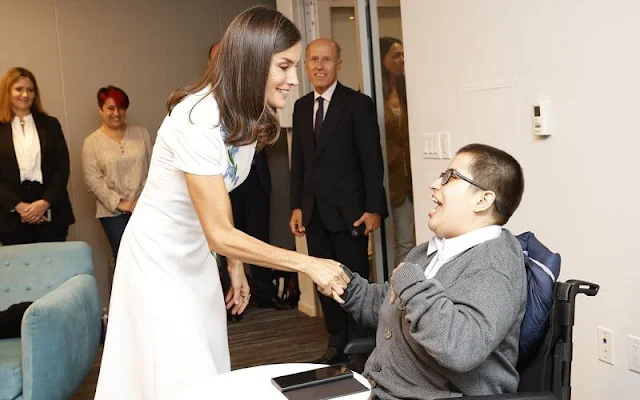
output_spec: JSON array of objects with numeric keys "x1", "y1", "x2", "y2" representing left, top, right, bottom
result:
[{"x1": 314, "y1": 97, "x2": 324, "y2": 138}]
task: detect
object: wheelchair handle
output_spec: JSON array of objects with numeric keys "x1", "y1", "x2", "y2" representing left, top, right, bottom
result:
[{"x1": 565, "y1": 279, "x2": 600, "y2": 297}]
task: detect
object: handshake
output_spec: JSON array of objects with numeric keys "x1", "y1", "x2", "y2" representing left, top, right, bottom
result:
[{"x1": 306, "y1": 260, "x2": 353, "y2": 304}]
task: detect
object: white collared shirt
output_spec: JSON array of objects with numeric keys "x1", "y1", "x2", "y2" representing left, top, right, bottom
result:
[
  {"x1": 424, "y1": 225, "x2": 502, "y2": 279},
  {"x1": 313, "y1": 80, "x2": 338, "y2": 126},
  {"x1": 11, "y1": 114, "x2": 43, "y2": 183}
]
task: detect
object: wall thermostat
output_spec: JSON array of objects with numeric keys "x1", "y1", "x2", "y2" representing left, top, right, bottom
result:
[{"x1": 533, "y1": 100, "x2": 551, "y2": 137}]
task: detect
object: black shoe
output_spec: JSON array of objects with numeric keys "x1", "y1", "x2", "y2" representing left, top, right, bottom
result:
[
  {"x1": 347, "y1": 354, "x2": 367, "y2": 373},
  {"x1": 313, "y1": 347, "x2": 348, "y2": 365},
  {"x1": 254, "y1": 296, "x2": 294, "y2": 310},
  {"x1": 227, "y1": 312, "x2": 243, "y2": 323}
]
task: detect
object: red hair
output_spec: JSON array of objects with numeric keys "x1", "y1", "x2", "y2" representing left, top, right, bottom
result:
[{"x1": 97, "y1": 86, "x2": 130, "y2": 109}]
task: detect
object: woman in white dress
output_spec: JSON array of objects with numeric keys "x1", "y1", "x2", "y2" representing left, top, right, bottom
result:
[{"x1": 95, "y1": 7, "x2": 350, "y2": 399}]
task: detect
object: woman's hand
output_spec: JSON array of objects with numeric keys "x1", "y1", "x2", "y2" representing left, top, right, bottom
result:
[
  {"x1": 21, "y1": 200, "x2": 50, "y2": 224},
  {"x1": 225, "y1": 259, "x2": 250, "y2": 315},
  {"x1": 117, "y1": 199, "x2": 136, "y2": 213},
  {"x1": 306, "y1": 258, "x2": 351, "y2": 304},
  {"x1": 16, "y1": 202, "x2": 39, "y2": 224}
]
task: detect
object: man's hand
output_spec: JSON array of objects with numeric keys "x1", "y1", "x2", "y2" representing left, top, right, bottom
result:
[
  {"x1": 289, "y1": 208, "x2": 305, "y2": 237},
  {"x1": 389, "y1": 262, "x2": 405, "y2": 304},
  {"x1": 21, "y1": 200, "x2": 50, "y2": 224},
  {"x1": 353, "y1": 212, "x2": 381, "y2": 236},
  {"x1": 225, "y1": 259, "x2": 250, "y2": 315}
]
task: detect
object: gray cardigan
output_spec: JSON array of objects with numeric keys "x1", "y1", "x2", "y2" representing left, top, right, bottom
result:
[{"x1": 342, "y1": 230, "x2": 527, "y2": 400}]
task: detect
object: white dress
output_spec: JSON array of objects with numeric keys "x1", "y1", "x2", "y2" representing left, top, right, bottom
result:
[{"x1": 95, "y1": 87, "x2": 255, "y2": 400}]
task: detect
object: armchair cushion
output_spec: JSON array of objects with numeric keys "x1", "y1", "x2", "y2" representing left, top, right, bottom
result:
[{"x1": 0, "y1": 338, "x2": 22, "y2": 400}]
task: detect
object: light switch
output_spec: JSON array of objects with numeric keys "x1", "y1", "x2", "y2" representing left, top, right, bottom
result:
[
  {"x1": 422, "y1": 133, "x2": 441, "y2": 159},
  {"x1": 439, "y1": 132, "x2": 451, "y2": 159}
]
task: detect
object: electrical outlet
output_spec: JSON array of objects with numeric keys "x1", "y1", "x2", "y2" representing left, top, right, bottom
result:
[
  {"x1": 629, "y1": 335, "x2": 640, "y2": 374},
  {"x1": 597, "y1": 326, "x2": 614, "y2": 365}
]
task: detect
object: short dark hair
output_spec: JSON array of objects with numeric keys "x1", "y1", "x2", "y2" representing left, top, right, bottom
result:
[
  {"x1": 168, "y1": 6, "x2": 301, "y2": 150},
  {"x1": 97, "y1": 86, "x2": 130, "y2": 109},
  {"x1": 457, "y1": 143, "x2": 524, "y2": 225}
]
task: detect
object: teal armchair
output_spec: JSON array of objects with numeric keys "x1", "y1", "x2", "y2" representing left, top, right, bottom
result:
[{"x1": 0, "y1": 242, "x2": 100, "y2": 400}]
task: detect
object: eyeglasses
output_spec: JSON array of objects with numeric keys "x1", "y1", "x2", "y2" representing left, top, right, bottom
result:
[{"x1": 439, "y1": 169, "x2": 504, "y2": 215}]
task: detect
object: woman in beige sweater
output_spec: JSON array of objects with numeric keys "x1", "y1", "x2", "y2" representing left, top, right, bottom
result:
[{"x1": 82, "y1": 86, "x2": 152, "y2": 260}]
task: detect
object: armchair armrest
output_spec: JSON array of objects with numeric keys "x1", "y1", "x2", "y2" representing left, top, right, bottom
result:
[
  {"x1": 343, "y1": 337, "x2": 376, "y2": 356},
  {"x1": 20, "y1": 274, "x2": 101, "y2": 400},
  {"x1": 436, "y1": 393, "x2": 555, "y2": 400}
]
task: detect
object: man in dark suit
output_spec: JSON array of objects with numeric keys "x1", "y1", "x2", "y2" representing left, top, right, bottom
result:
[
  {"x1": 228, "y1": 150, "x2": 292, "y2": 310},
  {"x1": 289, "y1": 38, "x2": 388, "y2": 364}
]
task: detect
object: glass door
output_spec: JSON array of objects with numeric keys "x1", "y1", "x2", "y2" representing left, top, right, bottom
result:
[
  {"x1": 367, "y1": 0, "x2": 415, "y2": 280},
  {"x1": 348, "y1": 0, "x2": 414, "y2": 280}
]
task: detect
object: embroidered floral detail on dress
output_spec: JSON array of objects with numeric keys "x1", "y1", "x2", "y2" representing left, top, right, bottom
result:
[{"x1": 221, "y1": 129, "x2": 240, "y2": 186}]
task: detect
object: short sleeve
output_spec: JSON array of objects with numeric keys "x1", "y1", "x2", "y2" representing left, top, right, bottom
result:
[{"x1": 170, "y1": 121, "x2": 227, "y2": 176}]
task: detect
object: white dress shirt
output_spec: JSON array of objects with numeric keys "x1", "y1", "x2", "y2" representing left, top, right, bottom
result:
[
  {"x1": 313, "y1": 80, "x2": 338, "y2": 126},
  {"x1": 424, "y1": 225, "x2": 502, "y2": 279},
  {"x1": 11, "y1": 114, "x2": 43, "y2": 183}
]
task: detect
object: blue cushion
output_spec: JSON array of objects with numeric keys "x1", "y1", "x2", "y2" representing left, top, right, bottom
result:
[
  {"x1": 516, "y1": 232, "x2": 561, "y2": 359},
  {"x1": 0, "y1": 338, "x2": 22, "y2": 400}
]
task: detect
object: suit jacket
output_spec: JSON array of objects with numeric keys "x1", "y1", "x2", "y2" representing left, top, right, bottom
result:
[
  {"x1": 290, "y1": 82, "x2": 387, "y2": 232},
  {"x1": 252, "y1": 149, "x2": 271, "y2": 194},
  {"x1": 0, "y1": 113, "x2": 75, "y2": 233}
]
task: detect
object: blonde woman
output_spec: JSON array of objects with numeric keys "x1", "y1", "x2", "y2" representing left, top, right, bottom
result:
[{"x1": 0, "y1": 67, "x2": 74, "y2": 245}]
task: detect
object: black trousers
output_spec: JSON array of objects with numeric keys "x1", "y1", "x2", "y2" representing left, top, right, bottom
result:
[
  {"x1": 223, "y1": 164, "x2": 276, "y2": 302},
  {"x1": 0, "y1": 302, "x2": 32, "y2": 339},
  {"x1": 0, "y1": 180, "x2": 68, "y2": 246},
  {"x1": 0, "y1": 221, "x2": 67, "y2": 245},
  {"x1": 305, "y1": 205, "x2": 370, "y2": 350}
]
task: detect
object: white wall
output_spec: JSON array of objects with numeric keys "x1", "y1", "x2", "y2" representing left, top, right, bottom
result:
[
  {"x1": 377, "y1": 6, "x2": 403, "y2": 40},
  {"x1": 0, "y1": 0, "x2": 274, "y2": 308},
  {"x1": 331, "y1": 6, "x2": 364, "y2": 91},
  {"x1": 401, "y1": 0, "x2": 640, "y2": 397}
]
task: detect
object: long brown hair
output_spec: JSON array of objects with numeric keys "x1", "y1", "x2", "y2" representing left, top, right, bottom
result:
[
  {"x1": 167, "y1": 6, "x2": 301, "y2": 150},
  {"x1": 0, "y1": 67, "x2": 46, "y2": 123},
  {"x1": 379, "y1": 37, "x2": 407, "y2": 109}
]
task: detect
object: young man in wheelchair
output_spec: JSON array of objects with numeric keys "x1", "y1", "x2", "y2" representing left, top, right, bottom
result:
[{"x1": 338, "y1": 143, "x2": 527, "y2": 399}]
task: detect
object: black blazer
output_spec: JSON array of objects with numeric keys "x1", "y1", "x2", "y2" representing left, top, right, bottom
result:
[
  {"x1": 253, "y1": 149, "x2": 271, "y2": 194},
  {"x1": 0, "y1": 113, "x2": 75, "y2": 233},
  {"x1": 290, "y1": 82, "x2": 387, "y2": 232}
]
